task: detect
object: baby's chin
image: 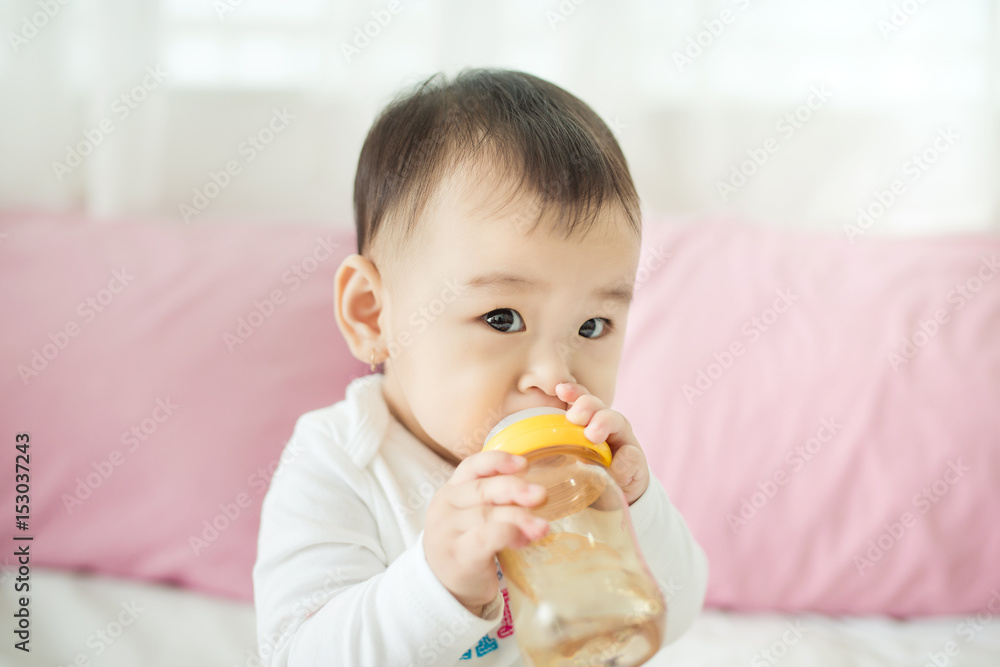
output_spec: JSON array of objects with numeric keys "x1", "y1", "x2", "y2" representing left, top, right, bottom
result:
[
  {"x1": 431, "y1": 419, "x2": 519, "y2": 463},
  {"x1": 440, "y1": 435, "x2": 482, "y2": 463},
  {"x1": 408, "y1": 423, "x2": 472, "y2": 465}
]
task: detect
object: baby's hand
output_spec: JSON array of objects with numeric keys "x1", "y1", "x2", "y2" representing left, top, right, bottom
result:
[
  {"x1": 556, "y1": 382, "x2": 650, "y2": 504},
  {"x1": 424, "y1": 451, "x2": 549, "y2": 615}
]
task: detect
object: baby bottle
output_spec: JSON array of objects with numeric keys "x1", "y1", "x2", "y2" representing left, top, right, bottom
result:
[{"x1": 482, "y1": 407, "x2": 666, "y2": 667}]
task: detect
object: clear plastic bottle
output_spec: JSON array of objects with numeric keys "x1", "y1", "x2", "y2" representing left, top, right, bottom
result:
[{"x1": 483, "y1": 407, "x2": 666, "y2": 667}]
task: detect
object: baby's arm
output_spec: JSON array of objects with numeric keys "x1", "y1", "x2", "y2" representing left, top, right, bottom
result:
[
  {"x1": 253, "y1": 430, "x2": 488, "y2": 666},
  {"x1": 253, "y1": 425, "x2": 546, "y2": 666}
]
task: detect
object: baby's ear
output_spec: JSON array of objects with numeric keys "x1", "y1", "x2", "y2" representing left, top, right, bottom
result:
[{"x1": 333, "y1": 254, "x2": 386, "y2": 363}]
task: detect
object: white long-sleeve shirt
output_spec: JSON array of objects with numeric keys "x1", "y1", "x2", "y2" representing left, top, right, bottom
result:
[{"x1": 253, "y1": 373, "x2": 708, "y2": 667}]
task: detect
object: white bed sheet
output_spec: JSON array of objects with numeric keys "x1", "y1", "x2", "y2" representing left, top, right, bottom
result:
[{"x1": 3, "y1": 567, "x2": 999, "y2": 666}]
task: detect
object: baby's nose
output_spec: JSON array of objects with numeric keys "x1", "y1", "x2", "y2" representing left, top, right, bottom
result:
[{"x1": 516, "y1": 347, "x2": 576, "y2": 399}]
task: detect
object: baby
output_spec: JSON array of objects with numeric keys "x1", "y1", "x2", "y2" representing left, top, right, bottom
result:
[{"x1": 253, "y1": 68, "x2": 709, "y2": 666}]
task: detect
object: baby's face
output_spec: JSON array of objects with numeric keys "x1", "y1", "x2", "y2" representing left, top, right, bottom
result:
[{"x1": 378, "y1": 169, "x2": 640, "y2": 465}]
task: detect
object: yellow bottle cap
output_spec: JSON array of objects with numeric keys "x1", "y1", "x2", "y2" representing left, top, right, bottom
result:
[{"x1": 482, "y1": 408, "x2": 612, "y2": 468}]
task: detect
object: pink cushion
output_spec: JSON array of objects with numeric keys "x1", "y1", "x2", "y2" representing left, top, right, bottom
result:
[
  {"x1": 0, "y1": 212, "x2": 366, "y2": 601},
  {"x1": 4, "y1": 211, "x2": 998, "y2": 616},
  {"x1": 617, "y1": 220, "x2": 1000, "y2": 616}
]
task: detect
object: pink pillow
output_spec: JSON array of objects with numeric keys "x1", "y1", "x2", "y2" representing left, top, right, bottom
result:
[
  {"x1": 617, "y1": 220, "x2": 1000, "y2": 616},
  {"x1": 0, "y1": 212, "x2": 366, "y2": 600},
  {"x1": 4, "y1": 211, "x2": 998, "y2": 617}
]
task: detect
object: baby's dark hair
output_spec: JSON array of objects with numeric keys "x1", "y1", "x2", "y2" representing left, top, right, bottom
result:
[{"x1": 353, "y1": 68, "x2": 640, "y2": 259}]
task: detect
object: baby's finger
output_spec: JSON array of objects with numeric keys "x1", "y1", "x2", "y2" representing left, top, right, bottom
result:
[
  {"x1": 460, "y1": 510, "x2": 550, "y2": 557},
  {"x1": 610, "y1": 444, "x2": 642, "y2": 482},
  {"x1": 610, "y1": 445, "x2": 650, "y2": 501},
  {"x1": 449, "y1": 474, "x2": 547, "y2": 509},
  {"x1": 601, "y1": 410, "x2": 642, "y2": 456},
  {"x1": 449, "y1": 450, "x2": 526, "y2": 486},
  {"x1": 457, "y1": 505, "x2": 550, "y2": 539},
  {"x1": 582, "y1": 407, "x2": 631, "y2": 448},
  {"x1": 564, "y1": 395, "x2": 608, "y2": 434},
  {"x1": 554, "y1": 381, "x2": 591, "y2": 405}
]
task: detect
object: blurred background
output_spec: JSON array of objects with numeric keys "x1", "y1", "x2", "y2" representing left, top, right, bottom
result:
[
  {"x1": 3, "y1": 6, "x2": 1000, "y2": 666},
  {"x1": 1, "y1": 0, "x2": 998, "y2": 235}
]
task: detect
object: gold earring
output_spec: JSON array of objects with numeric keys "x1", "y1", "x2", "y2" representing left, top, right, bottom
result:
[{"x1": 370, "y1": 349, "x2": 377, "y2": 372}]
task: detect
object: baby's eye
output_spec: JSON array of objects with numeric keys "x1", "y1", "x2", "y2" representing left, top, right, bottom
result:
[
  {"x1": 579, "y1": 317, "x2": 612, "y2": 339},
  {"x1": 483, "y1": 308, "x2": 525, "y2": 333}
]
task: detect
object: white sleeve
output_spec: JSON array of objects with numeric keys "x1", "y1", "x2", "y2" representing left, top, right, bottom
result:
[
  {"x1": 627, "y1": 472, "x2": 709, "y2": 645},
  {"x1": 252, "y1": 430, "x2": 503, "y2": 667}
]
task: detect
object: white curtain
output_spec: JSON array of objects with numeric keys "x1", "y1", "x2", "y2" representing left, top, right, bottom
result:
[{"x1": 1, "y1": 0, "x2": 998, "y2": 235}]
